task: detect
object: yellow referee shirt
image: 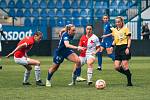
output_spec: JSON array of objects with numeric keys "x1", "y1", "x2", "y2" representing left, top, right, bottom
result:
[{"x1": 111, "y1": 27, "x2": 131, "y2": 45}]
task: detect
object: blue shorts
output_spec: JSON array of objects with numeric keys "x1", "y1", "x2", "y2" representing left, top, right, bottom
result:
[
  {"x1": 100, "y1": 40, "x2": 112, "y2": 48},
  {"x1": 53, "y1": 49, "x2": 74, "y2": 64}
]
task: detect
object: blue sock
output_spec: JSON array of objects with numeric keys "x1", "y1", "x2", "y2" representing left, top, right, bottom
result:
[
  {"x1": 47, "y1": 72, "x2": 53, "y2": 80},
  {"x1": 97, "y1": 52, "x2": 102, "y2": 68},
  {"x1": 108, "y1": 53, "x2": 115, "y2": 61},
  {"x1": 76, "y1": 67, "x2": 81, "y2": 77}
]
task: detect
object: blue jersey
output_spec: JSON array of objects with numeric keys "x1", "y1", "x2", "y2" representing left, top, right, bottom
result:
[
  {"x1": 53, "y1": 32, "x2": 74, "y2": 64},
  {"x1": 103, "y1": 22, "x2": 113, "y2": 42}
]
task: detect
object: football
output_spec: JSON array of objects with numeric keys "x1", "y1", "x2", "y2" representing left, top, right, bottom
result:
[{"x1": 95, "y1": 79, "x2": 106, "y2": 89}]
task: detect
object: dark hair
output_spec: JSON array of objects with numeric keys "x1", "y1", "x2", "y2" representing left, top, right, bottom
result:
[
  {"x1": 34, "y1": 31, "x2": 43, "y2": 36},
  {"x1": 86, "y1": 24, "x2": 93, "y2": 28},
  {"x1": 103, "y1": 15, "x2": 109, "y2": 19}
]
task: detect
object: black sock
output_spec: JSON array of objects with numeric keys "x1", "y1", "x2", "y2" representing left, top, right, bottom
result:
[
  {"x1": 117, "y1": 67, "x2": 126, "y2": 75},
  {"x1": 124, "y1": 69, "x2": 132, "y2": 85}
]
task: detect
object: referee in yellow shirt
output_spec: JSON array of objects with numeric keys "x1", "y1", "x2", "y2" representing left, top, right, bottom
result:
[{"x1": 111, "y1": 16, "x2": 133, "y2": 86}]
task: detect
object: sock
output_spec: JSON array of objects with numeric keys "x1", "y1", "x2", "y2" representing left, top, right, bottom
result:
[
  {"x1": 34, "y1": 65, "x2": 41, "y2": 81},
  {"x1": 97, "y1": 52, "x2": 102, "y2": 68},
  {"x1": 87, "y1": 67, "x2": 93, "y2": 82},
  {"x1": 47, "y1": 71, "x2": 53, "y2": 81},
  {"x1": 124, "y1": 69, "x2": 132, "y2": 84},
  {"x1": 108, "y1": 53, "x2": 115, "y2": 61},
  {"x1": 117, "y1": 67, "x2": 126, "y2": 75},
  {"x1": 76, "y1": 67, "x2": 81, "y2": 77},
  {"x1": 71, "y1": 68, "x2": 80, "y2": 83},
  {"x1": 23, "y1": 70, "x2": 31, "y2": 83}
]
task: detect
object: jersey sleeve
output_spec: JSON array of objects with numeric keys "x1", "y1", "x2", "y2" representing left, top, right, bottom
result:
[
  {"x1": 125, "y1": 28, "x2": 131, "y2": 36},
  {"x1": 63, "y1": 35, "x2": 69, "y2": 41},
  {"x1": 26, "y1": 37, "x2": 34, "y2": 46}
]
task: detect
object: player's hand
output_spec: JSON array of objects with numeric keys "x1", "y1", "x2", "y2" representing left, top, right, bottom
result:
[
  {"x1": 77, "y1": 46, "x2": 86, "y2": 51},
  {"x1": 6, "y1": 52, "x2": 13, "y2": 58},
  {"x1": 101, "y1": 35, "x2": 106, "y2": 38},
  {"x1": 125, "y1": 48, "x2": 130, "y2": 55}
]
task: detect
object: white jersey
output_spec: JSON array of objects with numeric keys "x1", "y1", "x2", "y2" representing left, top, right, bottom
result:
[
  {"x1": 0, "y1": 32, "x2": 2, "y2": 52},
  {"x1": 79, "y1": 34, "x2": 100, "y2": 57}
]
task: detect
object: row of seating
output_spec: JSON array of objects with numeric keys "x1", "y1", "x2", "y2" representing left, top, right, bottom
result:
[
  {"x1": 8, "y1": 9, "x2": 127, "y2": 18},
  {"x1": 0, "y1": 0, "x2": 135, "y2": 9},
  {"x1": 24, "y1": 18, "x2": 93, "y2": 27}
]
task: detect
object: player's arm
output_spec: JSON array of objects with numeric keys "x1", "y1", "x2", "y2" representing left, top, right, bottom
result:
[
  {"x1": 102, "y1": 33, "x2": 112, "y2": 38},
  {"x1": 6, "y1": 43, "x2": 27, "y2": 58}
]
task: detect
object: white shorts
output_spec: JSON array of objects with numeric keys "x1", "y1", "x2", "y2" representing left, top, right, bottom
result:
[
  {"x1": 14, "y1": 56, "x2": 29, "y2": 65},
  {"x1": 79, "y1": 55, "x2": 95, "y2": 66}
]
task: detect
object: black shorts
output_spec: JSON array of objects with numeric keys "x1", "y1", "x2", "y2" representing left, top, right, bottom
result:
[{"x1": 115, "y1": 44, "x2": 131, "y2": 61}]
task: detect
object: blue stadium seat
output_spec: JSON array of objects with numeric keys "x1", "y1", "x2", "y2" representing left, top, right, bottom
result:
[
  {"x1": 24, "y1": 18, "x2": 32, "y2": 26},
  {"x1": 79, "y1": 0, "x2": 87, "y2": 9},
  {"x1": 48, "y1": 9, "x2": 55, "y2": 17},
  {"x1": 41, "y1": 19, "x2": 47, "y2": 26},
  {"x1": 32, "y1": 18, "x2": 40, "y2": 26},
  {"x1": 95, "y1": 1, "x2": 102, "y2": 9},
  {"x1": 95, "y1": 9, "x2": 103, "y2": 18},
  {"x1": 73, "y1": 18, "x2": 81, "y2": 26},
  {"x1": 8, "y1": 0, "x2": 15, "y2": 8},
  {"x1": 57, "y1": 18, "x2": 65, "y2": 27},
  {"x1": 126, "y1": 0, "x2": 134, "y2": 8},
  {"x1": 65, "y1": 19, "x2": 72, "y2": 25},
  {"x1": 87, "y1": 10, "x2": 93, "y2": 17},
  {"x1": 24, "y1": 0, "x2": 31, "y2": 9},
  {"x1": 47, "y1": 1, "x2": 55, "y2": 9},
  {"x1": 71, "y1": 0, "x2": 78, "y2": 9},
  {"x1": 40, "y1": 9, "x2": 47, "y2": 18},
  {"x1": 32, "y1": 9, "x2": 39, "y2": 17},
  {"x1": 102, "y1": 1, "x2": 108, "y2": 9},
  {"x1": 80, "y1": 10, "x2": 87, "y2": 18},
  {"x1": 72, "y1": 10, "x2": 80, "y2": 18},
  {"x1": 81, "y1": 18, "x2": 88, "y2": 27},
  {"x1": 39, "y1": 0, "x2": 47, "y2": 9},
  {"x1": 120, "y1": 9, "x2": 127, "y2": 16},
  {"x1": 32, "y1": 0, "x2": 39, "y2": 9},
  {"x1": 49, "y1": 18, "x2": 56, "y2": 26},
  {"x1": 56, "y1": 9, "x2": 63, "y2": 17},
  {"x1": 24, "y1": 9, "x2": 31, "y2": 17},
  {"x1": 110, "y1": 9, "x2": 119, "y2": 16},
  {"x1": 16, "y1": 9, "x2": 23, "y2": 17},
  {"x1": 118, "y1": 0, "x2": 126, "y2": 9},
  {"x1": 8, "y1": 9, "x2": 16, "y2": 17},
  {"x1": 0, "y1": 0, "x2": 7, "y2": 8},
  {"x1": 16, "y1": 0, "x2": 23, "y2": 9},
  {"x1": 110, "y1": 1, "x2": 117, "y2": 9},
  {"x1": 63, "y1": 0, "x2": 71, "y2": 9},
  {"x1": 56, "y1": 0, "x2": 63, "y2": 9},
  {"x1": 87, "y1": 1, "x2": 93, "y2": 9},
  {"x1": 64, "y1": 9, "x2": 71, "y2": 18}
]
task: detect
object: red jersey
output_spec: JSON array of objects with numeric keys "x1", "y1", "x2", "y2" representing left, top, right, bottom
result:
[
  {"x1": 14, "y1": 36, "x2": 34, "y2": 58},
  {"x1": 79, "y1": 34, "x2": 100, "y2": 57}
]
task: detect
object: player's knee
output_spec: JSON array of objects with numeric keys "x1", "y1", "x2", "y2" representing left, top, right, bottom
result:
[
  {"x1": 27, "y1": 66, "x2": 32, "y2": 71},
  {"x1": 36, "y1": 60, "x2": 40, "y2": 66}
]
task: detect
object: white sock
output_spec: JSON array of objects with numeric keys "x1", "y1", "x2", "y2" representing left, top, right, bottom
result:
[
  {"x1": 34, "y1": 65, "x2": 41, "y2": 81},
  {"x1": 23, "y1": 70, "x2": 31, "y2": 83},
  {"x1": 87, "y1": 67, "x2": 93, "y2": 82}
]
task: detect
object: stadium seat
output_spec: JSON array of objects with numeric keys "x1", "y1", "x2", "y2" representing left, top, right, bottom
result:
[
  {"x1": 63, "y1": 0, "x2": 71, "y2": 9},
  {"x1": 16, "y1": 0, "x2": 23, "y2": 9},
  {"x1": 32, "y1": 18, "x2": 40, "y2": 26},
  {"x1": 39, "y1": 0, "x2": 47, "y2": 9},
  {"x1": 8, "y1": 0, "x2": 15, "y2": 8},
  {"x1": 73, "y1": 18, "x2": 81, "y2": 26},
  {"x1": 110, "y1": 1, "x2": 117, "y2": 9},
  {"x1": 40, "y1": 19, "x2": 47, "y2": 26},
  {"x1": 49, "y1": 18, "x2": 56, "y2": 26},
  {"x1": 65, "y1": 19, "x2": 72, "y2": 25},
  {"x1": 120, "y1": 9, "x2": 127, "y2": 16},
  {"x1": 24, "y1": 9, "x2": 31, "y2": 17},
  {"x1": 47, "y1": 1, "x2": 55, "y2": 9},
  {"x1": 48, "y1": 9, "x2": 55, "y2": 17},
  {"x1": 72, "y1": 10, "x2": 80, "y2": 18},
  {"x1": 24, "y1": 18, "x2": 32, "y2": 26},
  {"x1": 102, "y1": 1, "x2": 108, "y2": 9},
  {"x1": 24, "y1": 0, "x2": 31, "y2": 9},
  {"x1": 126, "y1": 0, "x2": 134, "y2": 8},
  {"x1": 87, "y1": 10, "x2": 93, "y2": 17},
  {"x1": 56, "y1": 0, "x2": 63, "y2": 9},
  {"x1": 95, "y1": 9, "x2": 103, "y2": 18},
  {"x1": 8, "y1": 9, "x2": 16, "y2": 17},
  {"x1": 71, "y1": 0, "x2": 78, "y2": 9},
  {"x1": 32, "y1": 0, "x2": 39, "y2": 9},
  {"x1": 79, "y1": 0, "x2": 87, "y2": 9},
  {"x1": 32, "y1": 9, "x2": 39, "y2": 17},
  {"x1": 81, "y1": 18, "x2": 88, "y2": 27},
  {"x1": 87, "y1": 1, "x2": 93, "y2": 9},
  {"x1": 64, "y1": 9, "x2": 71, "y2": 18},
  {"x1": 56, "y1": 9, "x2": 63, "y2": 17},
  {"x1": 95, "y1": 1, "x2": 102, "y2": 9},
  {"x1": 40, "y1": 9, "x2": 47, "y2": 18},
  {"x1": 110, "y1": 9, "x2": 119, "y2": 16},
  {"x1": 16, "y1": 9, "x2": 23, "y2": 17},
  {"x1": 118, "y1": 0, "x2": 126, "y2": 9},
  {"x1": 0, "y1": 0, "x2": 7, "y2": 8},
  {"x1": 57, "y1": 18, "x2": 65, "y2": 27},
  {"x1": 80, "y1": 10, "x2": 87, "y2": 18}
]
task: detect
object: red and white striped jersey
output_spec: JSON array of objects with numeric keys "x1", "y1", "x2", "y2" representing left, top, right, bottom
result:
[{"x1": 79, "y1": 34, "x2": 100, "y2": 57}]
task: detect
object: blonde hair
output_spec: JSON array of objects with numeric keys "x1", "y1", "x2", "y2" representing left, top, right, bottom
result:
[
  {"x1": 116, "y1": 16, "x2": 124, "y2": 27},
  {"x1": 65, "y1": 24, "x2": 75, "y2": 31}
]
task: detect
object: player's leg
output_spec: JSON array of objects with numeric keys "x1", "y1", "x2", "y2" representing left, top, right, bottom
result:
[
  {"x1": 0, "y1": 51, "x2": 2, "y2": 69},
  {"x1": 97, "y1": 46, "x2": 104, "y2": 71},
  {"x1": 23, "y1": 65, "x2": 32, "y2": 85},
  {"x1": 106, "y1": 47, "x2": 115, "y2": 61},
  {"x1": 27, "y1": 58, "x2": 44, "y2": 86},
  {"x1": 86, "y1": 56, "x2": 95, "y2": 85}
]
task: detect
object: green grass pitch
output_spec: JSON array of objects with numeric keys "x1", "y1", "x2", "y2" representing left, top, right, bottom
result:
[{"x1": 0, "y1": 56, "x2": 150, "y2": 100}]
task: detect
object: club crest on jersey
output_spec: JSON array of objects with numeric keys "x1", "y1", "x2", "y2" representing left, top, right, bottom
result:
[{"x1": 90, "y1": 40, "x2": 94, "y2": 44}]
